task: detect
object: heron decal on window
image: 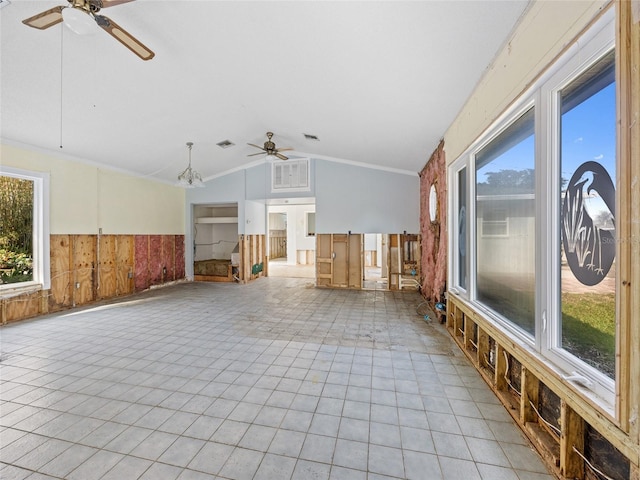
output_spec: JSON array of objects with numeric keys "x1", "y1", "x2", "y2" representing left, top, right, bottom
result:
[{"x1": 562, "y1": 161, "x2": 615, "y2": 286}]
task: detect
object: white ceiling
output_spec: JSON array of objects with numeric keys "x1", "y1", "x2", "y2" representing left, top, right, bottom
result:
[{"x1": 1, "y1": 0, "x2": 529, "y2": 185}]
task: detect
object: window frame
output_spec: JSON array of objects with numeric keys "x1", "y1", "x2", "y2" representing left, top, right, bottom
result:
[
  {"x1": 472, "y1": 99, "x2": 538, "y2": 346},
  {"x1": 449, "y1": 164, "x2": 470, "y2": 295},
  {"x1": 540, "y1": 16, "x2": 617, "y2": 402},
  {"x1": 448, "y1": 9, "x2": 617, "y2": 410},
  {"x1": 0, "y1": 166, "x2": 50, "y2": 292},
  {"x1": 479, "y1": 207, "x2": 509, "y2": 238},
  {"x1": 271, "y1": 158, "x2": 311, "y2": 193}
]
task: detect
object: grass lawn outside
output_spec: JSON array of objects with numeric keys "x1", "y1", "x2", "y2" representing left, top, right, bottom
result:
[{"x1": 562, "y1": 292, "x2": 616, "y2": 379}]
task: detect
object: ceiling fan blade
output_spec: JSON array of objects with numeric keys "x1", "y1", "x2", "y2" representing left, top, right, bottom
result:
[
  {"x1": 22, "y1": 6, "x2": 64, "y2": 30},
  {"x1": 101, "y1": 0, "x2": 137, "y2": 7},
  {"x1": 276, "y1": 153, "x2": 289, "y2": 161},
  {"x1": 247, "y1": 143, "x2": 266, "y2": 151},
  {"x1": 247, "y1": 152, "x2": 266, "y2": 157},
  {"x1": 276, "y1": 147, "x2": 294, "y2": 152},
  {"x1": 95, "y1": 14, "x2": 154, "y2": 60}
]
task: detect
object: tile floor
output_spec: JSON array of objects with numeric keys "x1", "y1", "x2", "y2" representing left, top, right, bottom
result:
[{"x1": 0, "y1": 278, "x2": 554, "y2": 479}]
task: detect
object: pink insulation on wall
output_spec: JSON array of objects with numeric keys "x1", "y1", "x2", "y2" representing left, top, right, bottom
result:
[
  {"x1": 175, "y1": 236, "x2": 185, "y2": 279},
  {"x1": 419, "y1": 140, "x2": 447, "y2": 305},
  {"x1": 149, "y1": 235, "x2": 164, "y2": 286},
  {"x1": 162, "y1": 235, "x2": 175, "y2": 282},
  {"x1": 134, "y1": 235, "x2": 150, "y2": 291},
  {"x1": 134, "y1": 234, "x2": 186, "y2": 292}
]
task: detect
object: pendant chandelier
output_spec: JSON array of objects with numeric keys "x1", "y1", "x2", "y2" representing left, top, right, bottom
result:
[{"x1": 177, "y1": 142, "x2": 204, "y2": 188}]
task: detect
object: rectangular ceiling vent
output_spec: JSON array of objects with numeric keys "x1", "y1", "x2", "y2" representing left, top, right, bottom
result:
[
  {"x1": 0, "y1": 0, "x2": 12, "y2": 9},
  {"x1": 303, "y1": 133, "x2": 319, "y2": 141},
  {"x1": 216, "y1": 140, "x2": 235, "y2": 149}
]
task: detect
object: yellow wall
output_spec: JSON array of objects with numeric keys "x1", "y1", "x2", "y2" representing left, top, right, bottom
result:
[
  {"x1": 444, "y1": 0, "x2": 610, "y2": 162},
  {"x1": 1, "y1": 143, "x2": 184, "y2": 234}
]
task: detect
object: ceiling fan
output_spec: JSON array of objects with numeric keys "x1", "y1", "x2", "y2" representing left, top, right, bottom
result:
[
  {"x1": 247, "y1": 132, "x2": 293, "y2": 161},
  {"x1": 22, "y1": 0, "x2": 154, "y2": 61}
]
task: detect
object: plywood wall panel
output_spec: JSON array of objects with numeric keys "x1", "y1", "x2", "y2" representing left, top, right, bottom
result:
[
  {"x1": 50, "y1": 234, "x2": 72, "y2": 309},
  {"x1": 3, "y1": 290, "x2": 43, "y2": 323},
  {"x1": 116, "y1": 235, "x2": 134, "y2": 295},
  {"x1": 134, "y1": 235, "x2": 149, "y2": 291},
  {"x1": 72, "y1": 234, "x2": 95, "y2": 305},
  {"x1": 175, "y1": 235, "x2": 185, "y2": 279},
  {"x1": 97, "y1": 235, "x2": 117, "y2": 299},
  {"x1": 8, "y1": 233, "x2": 185, "y2": 324}
]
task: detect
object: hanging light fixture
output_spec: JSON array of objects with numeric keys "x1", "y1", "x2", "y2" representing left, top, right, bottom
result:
[{"x1": 177, "y1": 142, "x2": 204, "y2": 188}]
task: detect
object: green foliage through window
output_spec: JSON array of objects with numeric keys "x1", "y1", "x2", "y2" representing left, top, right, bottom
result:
[{"x1": 0, "y1": 175, "x2": 34, "y2": 284}]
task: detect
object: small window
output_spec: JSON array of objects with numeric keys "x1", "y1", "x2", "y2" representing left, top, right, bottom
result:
[
  {"x1": 0, "y1": 167, "x2": 50, "y2": 290},
  {"x1": 306, "y1": 212, "x2": 316, "y2": 236},
  {"x1": 481, "y1": 209, "x2": 509, "y2": 237},
  {"x1": 272, "y1": 159, "x2": 310, "y2": 192}
]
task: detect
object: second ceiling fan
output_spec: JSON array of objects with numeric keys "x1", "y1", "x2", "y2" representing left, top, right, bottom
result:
[{"x1": 22, "y1": 0, "x2": 154, "y2": 61}]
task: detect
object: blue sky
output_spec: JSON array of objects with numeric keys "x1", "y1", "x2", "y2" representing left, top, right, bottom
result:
[
  {"x1": 561, "y1": 82, "x2": 616, "y2": 183},
  {"x1": 475, "y1": 81, "x2": 616, "y2": 187}
]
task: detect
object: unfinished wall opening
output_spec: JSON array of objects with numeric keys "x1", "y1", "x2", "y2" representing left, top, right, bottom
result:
[
  {"x1": 584, "y1": 425, "x2": 630, "y2": 480},
  {"x1": 193, "y1": 203, "x2": 239, "y2": 282},
  {"x1": 267, "y1": 201, "x2": 315, "y2": 279},
  {"x1": 269, "y1": 212, "x2": 287, "y2": 261},
  {"x1": 363, "y1": 233, "x2": 387, "y2": 290}
]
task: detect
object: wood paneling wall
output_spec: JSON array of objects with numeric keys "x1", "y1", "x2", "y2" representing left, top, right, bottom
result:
[{"x1": 1, "y1": 234, "x2": 185, "y2": 324}]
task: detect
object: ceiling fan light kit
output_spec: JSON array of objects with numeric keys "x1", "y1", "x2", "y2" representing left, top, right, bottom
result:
[
  {"x1": 62, "y1": 7, "x2": 98, "y2": 35},
  {"x1": 177, "y1": 142, "x2": 204, "y2": 188},
  {"x1": 22, "y1": 0, "x2": 155, "y2": 60}
]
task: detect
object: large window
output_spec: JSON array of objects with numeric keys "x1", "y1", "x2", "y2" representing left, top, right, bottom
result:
[
  {"x1": 0, "y1": 167, "x2": 50, "y2": 291},
  {"x1": 558, "y1": 51, "x2": 616, "y2": 379},
  {"x1": 476, "y1": 107, "x2": 536, "y2": 336},
  {"x1": 449, "y1": 11, "x2": 616, "y2": 405}
]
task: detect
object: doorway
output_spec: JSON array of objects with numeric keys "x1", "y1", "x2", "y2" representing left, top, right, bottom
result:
[
  {"x1": 268, "y1": 212, "x2": 287, "y2": 262},
  {"x1": 363, "y1": 233, "x2": 388, "y2": 290},
  {"x1": 267, "y1": 202, "x2": 316, "y2": 278}
]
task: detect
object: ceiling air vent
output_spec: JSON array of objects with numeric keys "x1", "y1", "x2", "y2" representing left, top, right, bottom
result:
[
  {"x1": 0, "y1": 0, "x2": 12, "y2": 9},
  {"x1": 216, "y1": 140, "x2": 235, "y2": 149},
  {"x1": 303, "y1": 133, "x2": 319, "y2": 141}
]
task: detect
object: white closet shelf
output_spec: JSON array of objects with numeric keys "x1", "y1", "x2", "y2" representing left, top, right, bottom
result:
[{"x1": 195, "y1": 217, "x2": 238, "y2": 224}]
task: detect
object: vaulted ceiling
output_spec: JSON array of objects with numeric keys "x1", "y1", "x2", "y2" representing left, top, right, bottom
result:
[{"x1": 1, "y1": 0, "x2": 529, "y2": 184}]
